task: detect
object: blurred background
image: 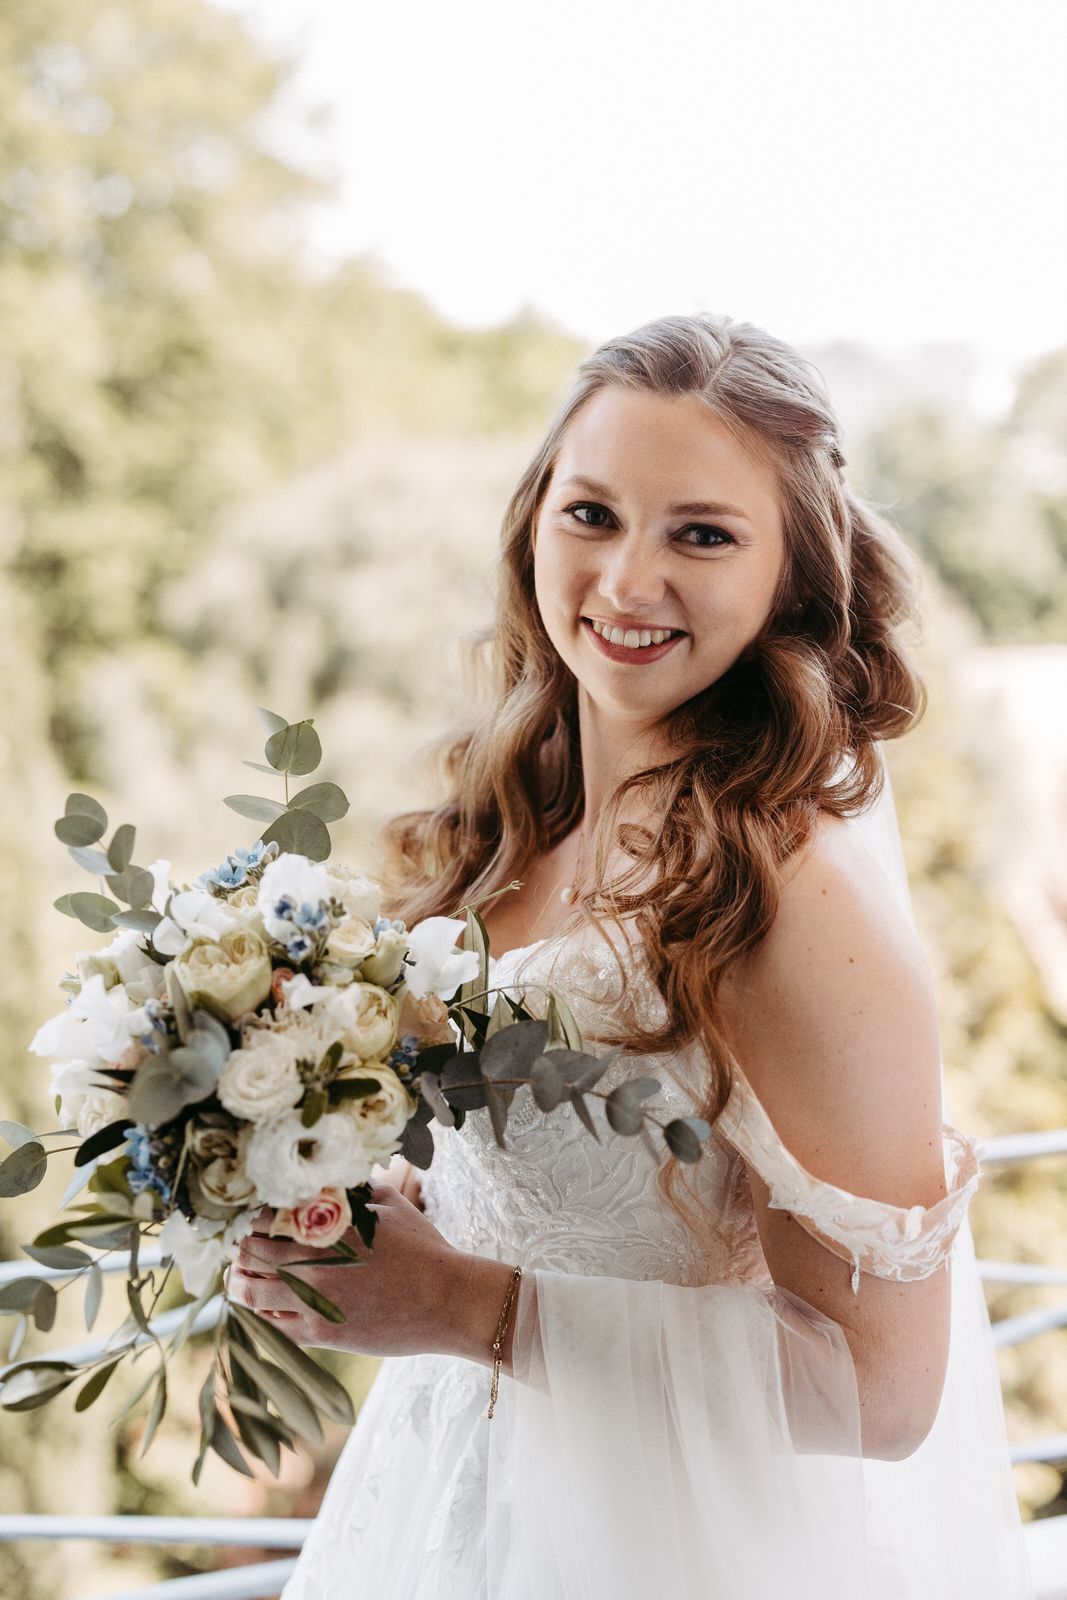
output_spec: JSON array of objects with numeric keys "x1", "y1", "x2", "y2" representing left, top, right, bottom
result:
[{"x1": 1, "y1": 0, "x2": 1065, "y2": 1594}]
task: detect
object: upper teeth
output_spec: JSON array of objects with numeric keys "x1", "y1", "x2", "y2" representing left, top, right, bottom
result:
[{"x1": 590, "y1": 620, "x2": 678, "y2": 648}]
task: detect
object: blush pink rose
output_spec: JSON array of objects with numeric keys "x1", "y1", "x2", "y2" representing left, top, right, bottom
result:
[{"x1": 269, "y1": 1185, "x2": 352, "y2": 1249}]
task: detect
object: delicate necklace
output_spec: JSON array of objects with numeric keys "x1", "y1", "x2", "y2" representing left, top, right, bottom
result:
[{"x1": 558, "y1": 824, "x2": 588, "y2": 906}]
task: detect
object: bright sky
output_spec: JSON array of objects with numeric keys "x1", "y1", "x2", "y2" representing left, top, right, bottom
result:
[{"x1": 217, "y1": 0, "x2": 1067, "y2": 365}]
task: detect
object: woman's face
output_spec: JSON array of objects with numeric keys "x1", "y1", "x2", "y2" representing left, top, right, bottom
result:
[{"x1": 533, "y1": 386, "x2": 788, "y2": 726}]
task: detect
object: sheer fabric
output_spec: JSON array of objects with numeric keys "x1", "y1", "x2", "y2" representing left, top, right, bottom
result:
[{"x1": 281, "y1": 747, "x2": 1033, "y2": 1598}]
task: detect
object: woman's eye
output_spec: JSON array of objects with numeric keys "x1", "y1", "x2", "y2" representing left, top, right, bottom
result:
[{"x1": 564, "y1": 502, "x2": 733, "y2": 549}]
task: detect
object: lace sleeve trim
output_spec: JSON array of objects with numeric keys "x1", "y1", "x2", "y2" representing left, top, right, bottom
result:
[{"x1": 715, "y1": 1064, "x2": 983, "y2": 1294}]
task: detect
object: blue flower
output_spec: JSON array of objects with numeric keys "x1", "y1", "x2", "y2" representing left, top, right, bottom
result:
[{"x1": 127, "y1": 1125, "x2": 172, "y2": 1203}]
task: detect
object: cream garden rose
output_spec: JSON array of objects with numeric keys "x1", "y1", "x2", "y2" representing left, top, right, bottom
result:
[
  {"x1": 338, "y1": 982, "x2": 399, "y2": 1063},
  {"x1": 217, "y1": 1032, "x2": 303, "y2": 1122},
  {"x1": 360, "y1": 925, "x2": 409, "y2": 987},
  {"x1": 172, "y1": 927, "x2": 273, "y2": 1024},
  {"x1": 323, "y1": 912, "x2": 377, "y2": 969},
  {"x1": 186, "y1": 1123, "x2": 259, "y2": 1218},
  {"x1": 339, "y1": 1062, "x2": 418, "y2": 1165}
]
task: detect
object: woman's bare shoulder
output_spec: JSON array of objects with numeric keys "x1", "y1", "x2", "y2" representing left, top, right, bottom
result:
[{"x1": 718, "y1": 808, "x2": 945, "y2": 1204}]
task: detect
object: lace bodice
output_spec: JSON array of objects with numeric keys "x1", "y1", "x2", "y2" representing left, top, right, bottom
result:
[{"x1": 420, "y1": 923, "x2": 983, "y2": 1295}]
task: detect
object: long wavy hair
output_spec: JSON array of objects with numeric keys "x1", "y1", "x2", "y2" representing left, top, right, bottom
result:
[{"x1": 378, "y1": 311, "x2": 927, "y2": 1241}]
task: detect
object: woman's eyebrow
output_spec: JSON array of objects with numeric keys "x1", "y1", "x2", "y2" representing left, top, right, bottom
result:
[{"x1": 557, "y1": 474, "x2": 752, "y2": 523}]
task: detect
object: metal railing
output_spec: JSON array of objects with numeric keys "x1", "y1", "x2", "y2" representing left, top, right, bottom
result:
[{"x1": 1, "y1": 1124, "x2": 1066, "y2": 1598}]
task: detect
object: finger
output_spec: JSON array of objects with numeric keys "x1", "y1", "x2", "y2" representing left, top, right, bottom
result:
[{"x1": 228, "y1": 1268, "x2": 302, "y2": 1314}]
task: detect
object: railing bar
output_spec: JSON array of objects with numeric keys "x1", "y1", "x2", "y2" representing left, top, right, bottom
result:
[
  {"x1": 69, "y1": 1558, "x2": 298, "y2": 1600},
  {"x1": 992, "y1": 1304, "x2": 1067, "y2": 1346},
  {"x1": 978, "y1": 1130, "x2": 1067, "y2": 1163},
  {"x1": 0, "y1": 1298, "x2": 223, "y2": 1379},
  {"x1": 978, "y1": 1261, "x2": 1067, "y2": 1286},
  {"x1": 0, "y1": 1515, "x2": 310, "y2": 1547},
  {"x1": 1010, "y1": 1434, "x2": 1067, "y2": 1464},
  {"x1": 0, "y1": 1247, "x2": 166, "y2": 1287}
]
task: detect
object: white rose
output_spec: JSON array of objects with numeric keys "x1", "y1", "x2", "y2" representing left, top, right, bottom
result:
[
  {"x1": 323, "y1": 864, "x2": 381, "y2": 925},
  {"x1": 217, "y1": 1033, "x2": 303, "y2": 1122},
  {"x1": 74, "y1": 1087, "x2": 128, "y2": 1140},
  {"x1": 338, "y1": 1062, "x2": 417, "y2": 1164},
  {"x1": 360, "y1": 926, "x2": 410, "y2": 987},
  {"x1": 256, "y1": 854, "x2": 331, "y2": 944},
  {"x1": 334, "y1": 982, "x2": 398, "y2": 1063},
  {"x1": 187, "y1": 1124, "x2": 259, "y2": 1218},
  {"x1": 244, "y1": 1109, "x2": 373, "y2": 1207},
  {"x1": 324, "y1": 913, "x2": 377, "y2": 969},
  {"x1": 172, "y1": 927, "x2": 274, "y2": 1024}
]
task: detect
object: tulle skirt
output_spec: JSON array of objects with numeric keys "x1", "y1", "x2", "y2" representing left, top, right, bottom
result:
[{"x1": 281, "y1": 1216, "x2": 1032, "y2": 1599}]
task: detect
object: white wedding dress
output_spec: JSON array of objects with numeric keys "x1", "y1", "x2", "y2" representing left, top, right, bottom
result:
[{"x1": 282, "y1": 754, "x2": 1034, "y2": 1598}]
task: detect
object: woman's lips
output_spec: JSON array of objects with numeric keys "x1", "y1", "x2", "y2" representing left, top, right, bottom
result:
[{"x1": 580, "y1": 616, "x2": 686, "y2": 664}]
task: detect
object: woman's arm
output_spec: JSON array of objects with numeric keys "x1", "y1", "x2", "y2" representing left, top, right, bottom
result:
[{"x1": 718, "y1": 812, "x2": 953, "y2": 1460}]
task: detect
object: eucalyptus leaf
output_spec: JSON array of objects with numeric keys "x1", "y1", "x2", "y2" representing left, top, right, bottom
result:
[
  {"x1": 75, "y1": 1118, "x2": 134, "y2": 1169},
  {"x1": 0, "y1": 1121, "x2": 37, "y2": 1150},
  {"x1": 140, "y1": 1369, "x2": 168, "y2": 1456},
  {"x1": 300, "y1": 1087, "x2": 327, "y2": 1128},
  {"x1": 31, "y1": 1281, "x2": 57, "y2": 1333},
  {"x1": 223, "y1": 794, "x2": 288, "y2": 823},
  {"x1": 0, "y1": 1140, "x2": 47, "y2": 1197},
  {"x1": 419, "y1": 1072, "x2": 455, "y2": 1128},
  {"x1": 210, "y1": 1412, "x2": 255, "y2": 1477},
  {"x1": 106, "y1": 824, "x2": 136, "y2": 873},
  {"x1": 0, "y1": 1278, "x2": 45, "y2": 1314},
  {"x1": 84, "y1": 1264, "x2": 103, "y2": 1331},
  {"x1": 264, "y1": 719, "x2": 321, "y2": 776},
  {"x1": 0, "y1": 1361, "x2": 78, "y2": 1410},
  {"x1": 255, "y1": 706, "x2": 289, "y2": 736},
  {"x1": 479, "y1": 1019, "x2": 548, "y2": 1084},
  {"x1": 106, "y1": 865, "x2": 155, "y2": 909},
  {"x1": 287, "y1": 782, "x2": 350, "y2": 823},
  {"x1": 229, "y1": 1304, "x2": 354, "y2": 1424},
  {"x1": 570, "y1": 1091, "x2": 601, "y2": 1143},
  {"x1": 227, "y1": 1341, "x2": 325, "y2": 1445},
  {"x1": 663, "y1": 1116, "x2": 710, "y2": 1163},
  {"x1": 399, "y1": 1116, "x2": 435, "y2": 1170},
  {"x1": 52, "y1": 892, "x2": 122, "y2": 933},
  {"x1": 68, "y1": 844, "x2": 114, "y2": 875},
  {"x1": 22, "y1": 1243, "x2": 92, "y2": 1271},
  {"x1": 112, "y1": 1363, "x2": 166, "y2": 1428},
  {"x1": 484, "y1": 1084, "x2": 509, "y2": 1149},
  {"x1": 75, "y1": 1358, "x2": 121, "y2": 1412},
  {"x1": 529, "y1": 1056, "x2": 565, "y2": 1112},
  {"x1": 276, "y1": 1269, "x2": 345, "y2": 1324},
  {"x1": 260, "y1": 807, "x2": 330, "y2": 861},
  {"x1": 55, "y1": 794, "x2": 107, "y2": 847},
  {"x1": 242, "y1": 761, "x2": 279, "y2": 775},
  {"x1": 231, "y1": 1404, "x2": 282, "y2": 1475},
  {"x1": 113, "y1": 909, "x2": 163, "y2": 935},
  {"x1": 605, "y1": 1078, "x2": 660, "y2": 1137}
]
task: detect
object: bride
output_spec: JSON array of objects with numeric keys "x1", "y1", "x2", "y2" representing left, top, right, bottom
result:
[{"x1": 229, "y1": 311, "x2": 1035, "y2": 1596}]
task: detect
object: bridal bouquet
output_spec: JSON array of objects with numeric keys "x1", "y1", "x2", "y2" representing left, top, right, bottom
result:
[{"x1": 0, "y1": 708, "x2": 709, "y2": 1480}]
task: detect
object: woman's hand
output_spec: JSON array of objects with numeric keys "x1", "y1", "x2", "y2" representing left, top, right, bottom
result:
[
  {"x1": 373, "y1": 1151, "x2": 425, "y2": 1211},
  {"x1": 227, "y1": 1182, "x2": 468, "y2": 1358}
]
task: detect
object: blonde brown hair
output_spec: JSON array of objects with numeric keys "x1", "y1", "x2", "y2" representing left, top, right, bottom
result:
[{"x1": 379, "y1": 311, "x2": 926, "y2": 1238}]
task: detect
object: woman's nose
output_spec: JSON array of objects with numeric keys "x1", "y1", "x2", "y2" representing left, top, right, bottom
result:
[{"x1": 597, "y1": 535, "x2": 669, "y2": 612}]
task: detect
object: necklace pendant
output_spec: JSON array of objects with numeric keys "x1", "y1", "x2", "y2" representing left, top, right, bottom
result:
[{"x1": 559, "y1": 882, "x2": 575, "y2": 905}]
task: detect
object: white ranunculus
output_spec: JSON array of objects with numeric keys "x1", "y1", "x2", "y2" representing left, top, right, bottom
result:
[
  {"x1": 153, "y1": 888, "x2": 241, "y2": 958},
  {"x1": 173, "y1": 927, "x2": 274, "y2": 1024},
  {"x1": 244, "y1": 1109, "x2": 373, "y2": 1207},
  {"x1": 75, "y1": 929, "x2": 166, "y2": 1007},
  {"x1": 256, "y1": 854, "x2": 331, "y2": 943},
  {"x1": 216, "y1": 1033, "x2": 304, "y2": 1123},
  {"x1": 30, "y1": 973, "x2": 142, "y2": 1067},
  {"x1": 323, "y1": 863, "x2": 381, "y2": 925},
  {"x1": 360, "y1": 926, "x2": 410, "y2": 987},
  {"x1": 402, "y1": 916, "x2": 481, "y2": 1000},
  {"x1": 160, "y1": 1210, "x2": 225, "y2": 1298},
  {"x1": 336, "y1": 1062, "x2": 417, "y2": 1165}
]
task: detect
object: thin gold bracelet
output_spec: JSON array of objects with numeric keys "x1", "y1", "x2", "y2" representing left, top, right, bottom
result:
[{"x1": 487, "y1": 1263, "x2": 522, "y2": 1420}]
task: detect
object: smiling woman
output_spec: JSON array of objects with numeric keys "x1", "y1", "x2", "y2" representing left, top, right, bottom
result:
[{"x1": 274, "y1": 311, "x2": 1033, "y2": 1600}]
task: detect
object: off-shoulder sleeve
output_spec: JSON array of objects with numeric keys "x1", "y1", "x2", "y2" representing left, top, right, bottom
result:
[{"x1": 715, "y1": 1063, "x2": 984, "y2": 1294}]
